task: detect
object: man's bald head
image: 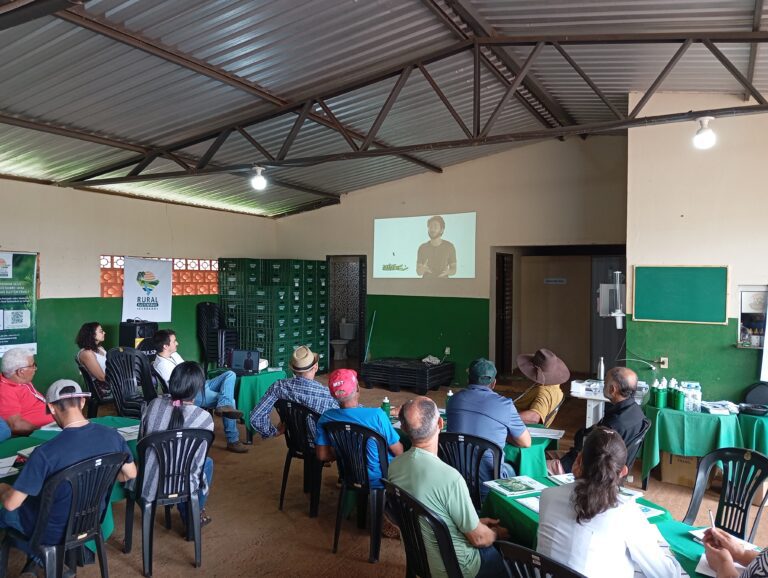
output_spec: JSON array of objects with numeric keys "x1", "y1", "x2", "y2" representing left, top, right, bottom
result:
[
  {"x1": 399, "y1": 396, "x2": 440, "y2": 443},
  {"x1": 605, "y1": 366, "x2": 637, "y2": 400}
]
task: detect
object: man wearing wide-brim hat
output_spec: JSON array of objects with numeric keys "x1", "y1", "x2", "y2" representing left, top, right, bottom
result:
[
  {"x1": 515, "y1": 348, "x2": 569, "y2": 426},
  {"x1": 249, "y1": 346, "x2": 338, "y2": 440}
]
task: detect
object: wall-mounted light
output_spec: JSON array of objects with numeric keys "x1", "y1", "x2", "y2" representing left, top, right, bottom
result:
[
  {"x1": 250, "y1": 166, "x2": 268, "y2": 191},
  {"x1": 693, "y1": 116, "x2": 716, "y2": 150}
]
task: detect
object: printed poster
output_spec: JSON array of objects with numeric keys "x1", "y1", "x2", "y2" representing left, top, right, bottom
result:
[
  {"x1": 0, "y1": 252, "x2": 38, "y2": 355},
  {"x1": 121, "y1": 257, "x2": 172, "y2": 322}
]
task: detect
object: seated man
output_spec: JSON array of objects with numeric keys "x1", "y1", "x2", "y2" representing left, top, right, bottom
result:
[
  {"x1": 515, "y1": 348, "x2": 569, "y2": 426},
  {"x1": 250, "y1": 346, "x2": 338, "y2": 440},
  {"x1": 447, "y1": 358, "x2": 531, "y2": 502},
  {"x1": 0, "y1": 380, "x2": 136, "y2": 557},
  {"x1": 0, "y1": 347, "x2": 54, "y2": 434},
  {"x1": 548, "y1": 366, "x2": 645, "y2": 475},
  {"x1": 153, "y1": 330, "x2": 248, "y2": 453},
  {"x1": 389, "y1": 397, "x2": 510, "y2": 578},
  {"x1": 314, "y1": 369, "x2": 403, "y2": 488}
]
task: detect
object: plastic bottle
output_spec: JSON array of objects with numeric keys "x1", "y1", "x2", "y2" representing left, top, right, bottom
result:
[
  {"x1": 692, "y1": 384, "x2": 702, "y2": 412},
  {"x1": 597, "y1": 357, "x2": 605, "y2": 381},
  {"x1": 656, "y1": 379, "x2": 667, "y2": 409},
  {"x1": 446, "y1": 389, "x2": 454, "y2": 409},
  {"x1": 381, "y1": 396, "x2": 391, "y2": 417},
  {"x1": 651, "y1": 379, "x2": 660, "y2": 407}
]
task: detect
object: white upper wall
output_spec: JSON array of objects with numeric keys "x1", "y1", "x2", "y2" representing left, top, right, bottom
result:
[
  {"x1": 277, "y1": 137, "x2": 628, "y2": 299},
  {"x1": 0, "y1": 179, "x2": 278, "y2": 298},
  {"x1": 627, "y1": 92, "x2": 768, "y2": 317}
]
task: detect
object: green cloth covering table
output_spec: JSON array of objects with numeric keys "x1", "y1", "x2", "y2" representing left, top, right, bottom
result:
[
  {"x1": 0, "y1": 437, "x2": 44, "y2": 460},
  {"x1": 739, "y1": 413, "x2": 768, "y2": 456},
  {"x1": 503, "y1": 437, "x2": 549, "y2": 478},
  {"x1": 481, "y1": 476, "x2": 705, "y2": 577},
  {"x1": 641, "y1": 405, "x2": 744, "y2": 481},
  {"x1": 25, "y1": 416, "x2": 141, "y2": 552},
  {"x1": 236, "y1": 370, "x2": 287, "y2": 434}
]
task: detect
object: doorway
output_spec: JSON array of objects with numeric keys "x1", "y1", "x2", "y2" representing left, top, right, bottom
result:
[
  {"x1": 328, "y1": 255, "x2": 367, "y2": 371},
  {"x1": 495, "y1": 252, "x2": 514, "y2": 375}
]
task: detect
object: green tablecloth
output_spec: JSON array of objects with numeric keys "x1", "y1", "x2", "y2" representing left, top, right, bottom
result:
[
  {"x1": 641, "y1": 405, "x2": 744, "y2": 480},
  {"x1": 503, "y1": 437, "x2": 549, "y2": 478},
  {"x1": 481, "y1": 477, "x2": 704, "y2": 576},
  {"x1": 739, "y1": 413, "x2": 768, "y2": 456},
  {"x1": 236, "y1": 370, "x2": 287, "y2": 434},
  {"x1": 0, "y1": 437, "x2": 44, "y2": 460}
]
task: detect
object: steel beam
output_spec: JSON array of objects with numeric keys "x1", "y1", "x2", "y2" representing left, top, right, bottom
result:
[
  {"x1": 0, "y1": 0, "x2": 79, "y2": 31},
  {"x1": 417, "y1": 63, "x2": 472, "y2": 139},
  {"x1": 57, "y1": 7, "x2": 442, "y2": 175},
  {"x1": 481, "y1": 42, "x2": 543, "y2": 137},
  {"x1": 629, "y1": 40, "x2": 692, "y2": 118},
  {"x1": 362, "y1": 67, "x2": 412, "y2": 151},
  {"x1": 195, "y1": 128, "x2": 232, "y2": 170},
  {"x1": 552, "y1": 43, "x2": 625, "y2": 120},
  {"x1": 746, "y1": 0, "x2": 765, "y2": 101},
  {"x1": 236, "y1": 127, "x2": 275, "y2": 161},
  {"x1": 478, "y1": 31, "x2": 768, "y2": 46},
  {"x1": 704, "y1": 39, "x2": 768, "y2": 105},
  {"x1": 444, "y1": 0, "x2": 576, "y2": 128},
  {"x1": 64, "y1": 104, "x2": 768, "y2": 179},
  {"x1": 277, "y1": 101, "x2": 313, "y2": 161}
]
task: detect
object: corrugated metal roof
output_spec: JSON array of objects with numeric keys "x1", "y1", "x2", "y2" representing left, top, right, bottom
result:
[{"x1": 0, "y1": 0, "x2": 765, "y2": 216}]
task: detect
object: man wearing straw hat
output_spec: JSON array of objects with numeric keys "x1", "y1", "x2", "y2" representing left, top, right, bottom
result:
[
  {"x1": 250, "y1": 345, "x2": 338, "y2": 440},
  {"x1": 515, "y1": 348, "x2": 569, "y2": 427}
]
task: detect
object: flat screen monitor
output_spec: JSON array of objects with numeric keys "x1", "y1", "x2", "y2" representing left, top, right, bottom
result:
[{"x1": 230, "y1": 349, "x2": 259, "y2": 373}]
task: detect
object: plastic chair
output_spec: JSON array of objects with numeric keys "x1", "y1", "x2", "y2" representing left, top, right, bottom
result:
[
  {"x1": 497, "y1": 540, "x2": 587, "y2": 578},
  {"x1": 383, "y1": 479, "x2": 462, "y2": 578},
  {"x1": 682, "y1": 447, "x2": 768, "y2": 542},
  {"x1": 322, "y1": 422, "x2": 388, "y2": 563},
  {"x1": 0, "y1": 452, "x2": 128, "y2": 578},
  {"x1": 105, "y1": 347, "x2": 157, "y2": 419},
  {"x1": 75, "y1": 355, "x2": 113, "y2": 419},
  {"x1": 274, "y1": 400, "x2": 323, "y2": 517},
  {"x1": 624, "y1": 417, "x2": 651, "y2": 472},
  {"x1": 437, "y1": 432, "x2": 501, "y2": 510},
  {"x1": 124, "y1": 429, "x2": 214, "y2": 577}
]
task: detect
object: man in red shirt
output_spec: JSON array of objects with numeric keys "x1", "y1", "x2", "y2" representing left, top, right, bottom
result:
[{"x1": 0, "y1": 347, "x2": 54, "y2": 434}]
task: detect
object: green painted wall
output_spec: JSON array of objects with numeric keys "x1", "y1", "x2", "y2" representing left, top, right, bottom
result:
[
  {"x1": 626, "y1": 315, "x2": 761, "y2": 401},
  {"x1": 365, "y1": 294, "x2": 489, "y2": 386},
  {"x1": 34, "y1": 295, "x2": 216, "y2": 392}
]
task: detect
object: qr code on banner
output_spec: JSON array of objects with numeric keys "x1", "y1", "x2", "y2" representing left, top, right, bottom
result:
[{"x1": 3, "y1": 310, "x2": 30, "y2": 329}]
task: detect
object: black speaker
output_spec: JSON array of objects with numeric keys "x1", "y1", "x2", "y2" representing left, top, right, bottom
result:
[{"x1": 119, "y1": 320, "x2": 159, "y2": 348}]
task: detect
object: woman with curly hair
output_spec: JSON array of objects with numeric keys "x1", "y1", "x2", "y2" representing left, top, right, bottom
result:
[
  {"x1": 537, "y1": 427, "x2": 682, "y2": 577},
  {"x1": 75, "y1": 322, "x2": 111, "y2": 399}
]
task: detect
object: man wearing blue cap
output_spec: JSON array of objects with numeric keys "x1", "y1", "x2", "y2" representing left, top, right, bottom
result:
[{"x1": 447, "y1": 358, "x2": 531, "y2": 503}]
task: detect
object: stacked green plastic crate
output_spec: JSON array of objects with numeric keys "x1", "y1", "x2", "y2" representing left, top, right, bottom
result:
[{"x1": 218, "y1": 258, "x2": 329, "y2": 374}]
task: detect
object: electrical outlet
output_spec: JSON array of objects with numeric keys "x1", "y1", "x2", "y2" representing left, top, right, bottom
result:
[
  {"x1": 659, "y1": 356, "x2": 669, "y2": 369},
  {"x1": 444, "y1": 346, "x2": 451, "y2": 356}
]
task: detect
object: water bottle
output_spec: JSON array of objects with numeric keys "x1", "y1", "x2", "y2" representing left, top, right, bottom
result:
[
  {"x1": 656, "y1": 379, "x2": 667, "y2": 409},
  {"x1": 381, "y1": 396, "x2": 391, "y2": 417},
  {"x1": 650, "y1": 379, "x2": 660, "y2": 407},
  {"x1": 446, "y1": 389, "x2": 454, "y2": 409},
  {"x1": 692, "y1": 384, "x2": 702, "y2": 412},
  {"x1": 597, "y1": 357, "x2": 605, "y2": 381}
]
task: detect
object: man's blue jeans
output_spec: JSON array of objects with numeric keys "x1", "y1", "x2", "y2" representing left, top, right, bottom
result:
[
  {"x1": 178, "y1": 457, "x2": 214, "y2": 519},
  {"x1": 475, "y1": 544, "x2": 510, "y2": 578},
  {"x1": 195, "y1": 371, "x2": 238, "y2": 443}
]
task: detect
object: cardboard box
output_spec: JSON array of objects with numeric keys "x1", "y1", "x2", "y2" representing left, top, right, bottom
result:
[{"x1": 660, "y1": 451, "x2": 699, "y2": 488}]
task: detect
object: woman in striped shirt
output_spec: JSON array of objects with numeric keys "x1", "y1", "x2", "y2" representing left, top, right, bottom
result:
[{"x1": 141, "y1": 361, "x2": 215, "y2": 527}]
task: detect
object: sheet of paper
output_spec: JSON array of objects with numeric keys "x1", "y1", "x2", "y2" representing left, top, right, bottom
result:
[
  {"x1": 118, "y1": 425, "x2": 141, "y2": 441},
  {"x1": 528, "y1": 428, "x2": 565, "y2": 439},
  {"x1": 548, "y1": 473, "x2": 575, "y2": 485},
  {"x1": 689, "y1": 528, "x2": 762, "y2": 552},
  {"x1": 0, "y1": 455, "x2": 18, "y2": 476},
  {"x1": 17, "y1": 446, "x2": 36, "y2": 458},
  {"x1": 635, "y1": 503, "x2": 666, "y2": 519},
  {"x1": 484, "y1": 475, "x2": 548, "y2": 497},
  {"x1": 516, "y1": 496, "x2": 540, "y2": 513},
  {"x1": 40, "y1": 422, "x2": 62, "y2": 431},
  {"x1": 0, "y1": 467, "x2": 19, "y2": 479},
  {"x1": 695, "y1": 554, "x2": 745, "y2": 578}
]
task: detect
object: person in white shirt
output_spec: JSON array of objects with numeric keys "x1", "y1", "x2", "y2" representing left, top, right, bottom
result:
[
  {"x1": 152, "y1": 329, "x2": 248, "y2": 453},
  {"x1": 537, "y1": 427, "x2": 682, "y2": 578}
]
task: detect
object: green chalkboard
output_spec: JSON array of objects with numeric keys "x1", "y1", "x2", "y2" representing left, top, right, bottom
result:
[{"x1": 633, "y1": 266, "x2": 728, "y2": 324}]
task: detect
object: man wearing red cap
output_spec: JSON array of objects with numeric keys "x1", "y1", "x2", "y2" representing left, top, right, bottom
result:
[
  {"x1": 515, "y1": 348, "x2": 569, "y2": 426},
  {"x1": 314, "y1": 369, "x2": 403, "y2": 488}
]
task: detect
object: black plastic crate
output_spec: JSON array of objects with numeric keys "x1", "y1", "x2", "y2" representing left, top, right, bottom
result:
[{"x1": 360, "y1": 358, "x2": 455, "y2": 394}]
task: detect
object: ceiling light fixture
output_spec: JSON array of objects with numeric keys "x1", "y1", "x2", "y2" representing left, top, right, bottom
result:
[
  {"x1": 250, "y1": 166, "x2": 268, "y2": 191},
  {"x1": 693, "y1": 116, "x2": 716, "y2": 150}
]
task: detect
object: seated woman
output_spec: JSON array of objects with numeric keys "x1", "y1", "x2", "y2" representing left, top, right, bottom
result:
[
  {"x1": 75, "y1": 322, "x2": 110, "y2": 398},
  {"x1": 704, "y1": 527, "x2": 768, "y2": 578},
  {"x1": 537, "y1": 427, "x2": 682, "y2": 578},
  {"x1": 140, "y1": 361, "x2": 214, "y2": 527}
]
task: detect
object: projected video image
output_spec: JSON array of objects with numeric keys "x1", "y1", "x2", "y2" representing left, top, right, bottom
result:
[{"x1": 373, "y1": 212, "x2": 476, "y2": 279}]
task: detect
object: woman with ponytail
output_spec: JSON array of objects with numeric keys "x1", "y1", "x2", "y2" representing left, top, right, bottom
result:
[
  {"x1": 140, "y1": 361, "x2": 215, "y2": 527},
  {"x1": 537, "y1": 427, "x2": 682, "y2": 577}
]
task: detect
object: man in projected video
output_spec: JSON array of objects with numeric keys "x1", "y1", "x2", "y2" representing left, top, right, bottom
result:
[{"x1": 417, "y1": 215, "x2": 457, "y2": 278}]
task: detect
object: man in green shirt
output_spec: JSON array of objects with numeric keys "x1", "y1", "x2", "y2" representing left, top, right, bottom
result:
[{"x1": 388, "y1": 396, "x2": 510, "y2": 578}]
